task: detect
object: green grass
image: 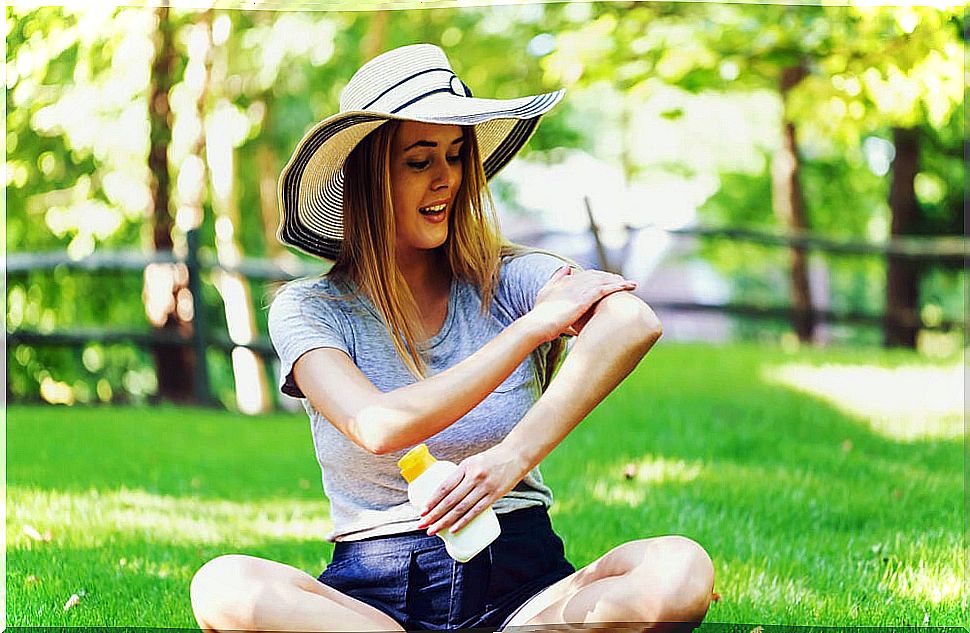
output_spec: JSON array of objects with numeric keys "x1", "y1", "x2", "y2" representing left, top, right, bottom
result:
[{"x1": 7, "y1": 342, "x2": 964, "y2": 627}]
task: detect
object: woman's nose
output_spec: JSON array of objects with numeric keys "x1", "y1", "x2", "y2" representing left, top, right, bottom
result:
[{"x1": 431, "y1": 161, "x2": 455, "y2": 190}]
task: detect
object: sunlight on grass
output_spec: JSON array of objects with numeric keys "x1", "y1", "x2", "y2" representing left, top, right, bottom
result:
[
  {"x1": 589, "y1": 455, "x2": 703, "y2": 507},
  {"x1": 8, "y1": 486, "x2": 332, "y2": 549},
  {"x1": 882, "y1": 547, "x2": 963, "y2": 605},
  {"x1": 718, "y1": 558, "x2": 823, "y2": 610},
  {"x1": 762, "y1": 361, "x2": 963, "y2": 441}
]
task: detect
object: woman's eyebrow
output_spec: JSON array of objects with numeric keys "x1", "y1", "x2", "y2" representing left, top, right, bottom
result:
[{"x1": 403, "y1": 136, "x2": 465, "y2": 152}]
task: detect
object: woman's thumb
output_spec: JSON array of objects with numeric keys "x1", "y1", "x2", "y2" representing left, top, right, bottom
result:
[{"x1": 556, "y1": 264, "x2": 572, "y2": 278}]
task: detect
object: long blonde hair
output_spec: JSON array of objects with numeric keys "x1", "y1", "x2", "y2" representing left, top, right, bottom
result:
[{"x1": 329, "y1": 121, "x2": 569, "y2": 391}]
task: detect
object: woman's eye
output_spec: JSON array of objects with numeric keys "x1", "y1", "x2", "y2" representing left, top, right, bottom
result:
[{"x1": 406, "y1": 155, "x2": 461, "y2": 170}]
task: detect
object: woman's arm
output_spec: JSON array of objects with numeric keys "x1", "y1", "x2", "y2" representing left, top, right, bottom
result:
[
  {"x1": 293, "y1": 267, "x2": 637, "y2": 455},
  {"x1": 294, "y1": 316, "x2": 546, "y2": 455},
  {"x1": 503, "y1": 290, "x2": 662, "y2": 466},
  {"x1": 417, "y1": 290, "x2": 661, "y2": 534}
]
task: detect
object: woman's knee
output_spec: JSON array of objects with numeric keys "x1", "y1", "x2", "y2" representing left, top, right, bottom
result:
[
  {"x1": 649, "y1": 535, "x2": 715, "y2": 622},
  {"x1": 190, "y1": 554, "x2": 264, "y2": 629}
]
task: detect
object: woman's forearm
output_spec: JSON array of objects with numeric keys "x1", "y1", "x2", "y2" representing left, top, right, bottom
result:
[
  {"x1": 498, "y1": 292, "x2": 662, "y2": 470},
  {"x1": 358, "y1": 315, "x2": 548, "y2": 454}
]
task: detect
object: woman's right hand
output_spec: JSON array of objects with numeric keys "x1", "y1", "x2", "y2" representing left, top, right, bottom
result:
[{"x1": 526, "y1": 266, "x2": 638, "y2": 343}]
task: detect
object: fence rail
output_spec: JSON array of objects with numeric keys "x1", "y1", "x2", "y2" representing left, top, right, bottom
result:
[
  {"x1": 513, "y1": 223, "x2": 970, "y2": 262},
  {"x1": 7, "y1": 224, "x2": 966, "y2": 408},
  {"x1": 6, "y1": 248, "x2": 323, "y2": 279},
  {"x1": 7, "y1": 327, "x2": 276, "y2": 356}
]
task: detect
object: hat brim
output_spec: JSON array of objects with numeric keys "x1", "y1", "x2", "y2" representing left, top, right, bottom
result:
[{"x1": 278, "y1": 89, "x2": 564, "y2": 261}]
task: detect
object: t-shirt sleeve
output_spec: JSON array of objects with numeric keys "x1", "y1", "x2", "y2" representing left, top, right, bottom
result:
[
  {"x1": 267, "y1": 282, "x2": 351, "y2": 399},
  {"x1": 496, "y1": 251, "x2": 576, "y2": 320}
]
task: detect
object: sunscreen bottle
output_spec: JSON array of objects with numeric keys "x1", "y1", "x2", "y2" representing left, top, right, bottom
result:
[{"x1": 398, "y1": 444, "x2": 501, "y2": 563}]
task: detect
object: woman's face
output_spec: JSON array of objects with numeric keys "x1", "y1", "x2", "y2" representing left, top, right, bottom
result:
[{"x1": 389, "y1": 121, "x2": 464, "y2": 259}]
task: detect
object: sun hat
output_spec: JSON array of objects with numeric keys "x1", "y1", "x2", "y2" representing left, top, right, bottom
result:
[{"x1": 277, "y1": 43, "x2": 565, "y2": 260}]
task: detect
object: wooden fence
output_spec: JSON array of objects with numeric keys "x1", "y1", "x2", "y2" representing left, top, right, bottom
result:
[
  {"x1": 7, "y1": 224, "x2": 968, "y2": 408},
  {"x1": 7, "y1": 230, "x2": 318, "y2": 407}
]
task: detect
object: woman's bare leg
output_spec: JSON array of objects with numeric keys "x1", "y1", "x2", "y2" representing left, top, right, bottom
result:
[
  {"x1": 502, "y1": 535, "x2": 714, "y2": 632},
  {"x1": 190, "y1": 554, "x2": 405, "y2": 632}
]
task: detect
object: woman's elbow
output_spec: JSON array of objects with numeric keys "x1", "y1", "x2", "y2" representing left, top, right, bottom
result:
[
  {"x1": 367, "y1": 440, "x2": 395, "y2": 456},
  {"x1": 351, "y1": 407, "x2": 411, "y2": 456},
  {"x1": 597, "y1": 292, "x2": 662, "y2": 347},
  {"x1": 350, "y1": 417, "x2": 392, "y2": 455},
  {"x1": 641, "y1": 306, "x2": 663, "y2": 344},
  {"x1": 631, "y1": 304, "x2": 662, "y2": 352}
]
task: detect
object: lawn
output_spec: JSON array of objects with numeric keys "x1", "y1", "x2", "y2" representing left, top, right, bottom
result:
[{"x1": 6, "y1": 342, "x2": 963, "y2": 628}]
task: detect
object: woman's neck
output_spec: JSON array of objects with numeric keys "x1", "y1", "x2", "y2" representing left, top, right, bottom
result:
[{"x1": 396, "y1": 248, "x2": 451, "y2": 300}]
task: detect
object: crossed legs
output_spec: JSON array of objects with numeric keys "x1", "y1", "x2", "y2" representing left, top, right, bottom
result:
[
  {"x1": 189, "y1": 554, "x2": 404, "y2": 632},
  {"x1": 189, "y1": 536, "x2": 714, "y2": 632},
  {"x1": 502, "y1": 535, "x2": 715, "y2": 632}
]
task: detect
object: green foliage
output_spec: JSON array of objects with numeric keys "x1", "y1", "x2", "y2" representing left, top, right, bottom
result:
[
  {"x1": 913, "y1": 107, "x2": 964, "y2": 237},
  {"x1": 698, "y1": 170, "x2": 775, "y2": 228},
  {"x1": 6, "y1": 4, "x2": 965, "y2": 405},
  {"x1": 6, "y1": 268, "x2": 154, "y2": 403}
]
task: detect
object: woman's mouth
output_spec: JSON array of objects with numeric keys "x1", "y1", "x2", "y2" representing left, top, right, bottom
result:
[{"x1": 419, "y1": 202, "x2": 448, "y2": 222}]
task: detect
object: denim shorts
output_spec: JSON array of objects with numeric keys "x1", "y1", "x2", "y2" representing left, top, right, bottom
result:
[{"x1": 317, "y1": 505, "x2": 575, "y2": 631}]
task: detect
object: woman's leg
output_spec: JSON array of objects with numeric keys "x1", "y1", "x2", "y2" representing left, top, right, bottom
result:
[
  {"x1": 190, "y1": 554, "x2": 405, "y2": 632},
  {"x1": 502, "y1": 535, "x2": 714, "y2": 632}
]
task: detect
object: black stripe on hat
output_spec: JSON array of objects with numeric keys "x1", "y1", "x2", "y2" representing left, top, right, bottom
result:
[
  {"x1": 391, "y1": 88, "x2": 454, "y2": 114},
  {"x1": 483, "y1": 118, "x2": 539, "y2": 178},
  {"x1": 446, "y1": 91, "x2": 559, "y2": 125},
  {"x1": 361, "y1": 67, "x2": 453, "y2": 110}
]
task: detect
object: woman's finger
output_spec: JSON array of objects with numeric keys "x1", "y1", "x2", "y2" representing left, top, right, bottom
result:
[
  {"x1": 547, "y1": 265, "x2": 571, "y2": 285},
  {"x1": 427, "y1": 488, "x2": 490, "y2": 536},
  {"x1": 592, "y1": 279, "x2": 637, "y2": 294},
  {"x1": 420, "y1": 468, "x2": 465, "y2": 515},
  {"x1": 574, "y1": 281, "x2": 637, "y2": 314},
  {"x1": 449, "y1": 494, "x2": 495, "y2": 533},
  {"x1": 419, "y1": 475, "x2": 477, "y2": 529},
  {"x1": 424, "y1": 484, "x2": 484, "y2": 534}
]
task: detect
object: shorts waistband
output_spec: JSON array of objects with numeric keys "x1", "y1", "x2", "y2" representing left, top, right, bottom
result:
[{"x1": 332, "y1": 504, "x2": 549, "y2": 558}]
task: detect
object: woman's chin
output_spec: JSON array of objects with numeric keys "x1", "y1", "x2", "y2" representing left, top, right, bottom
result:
[
  {"x1": 419, "y1": 231, "x2": 449, "y2": 251},
  {"x1": 399, "y1": 234, "x2": 449, "y2": 255}
]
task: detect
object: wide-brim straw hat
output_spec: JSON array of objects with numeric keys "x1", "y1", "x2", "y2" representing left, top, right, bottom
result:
[{"x1": 277, "y1": 43, "x2": 564, "y2": 260}]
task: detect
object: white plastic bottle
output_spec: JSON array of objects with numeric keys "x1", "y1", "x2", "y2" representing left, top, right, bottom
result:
[{"x1": 398, "y1": 443, "x2": 501, "y2": 563}]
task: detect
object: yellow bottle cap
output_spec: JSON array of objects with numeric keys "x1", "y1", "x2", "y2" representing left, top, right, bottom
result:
[{"x1": 398, "y1": 443, "x2": 437, "y2": 483}]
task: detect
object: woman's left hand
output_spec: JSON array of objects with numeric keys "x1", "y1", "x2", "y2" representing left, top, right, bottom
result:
[{"x1": 416, "y1": 444, "x2": 530, "y2": 536}]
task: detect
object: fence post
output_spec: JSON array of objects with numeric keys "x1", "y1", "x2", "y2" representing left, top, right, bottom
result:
[
  {"x1": 584, "y1": 196, "x2": 617, "y2": 274},
  {"x1": 186, "y1": 228, "x2": 212, "y2": 405}
]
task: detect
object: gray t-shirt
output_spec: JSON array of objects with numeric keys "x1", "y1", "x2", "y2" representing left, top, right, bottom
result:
[{"x1": 268, "y1": 252, "x2": 568, "y2": 541}]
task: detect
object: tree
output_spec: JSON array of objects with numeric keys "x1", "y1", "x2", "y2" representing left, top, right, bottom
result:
[
  {"x1": 144, "y1": 4, "x2": 198, "y2": 402},
  {"x1": 544, "y1": 2, "x2": 964, "y2": 346},
  {"x1": 787, "y1": 5, "x2": 964, "y2": 347}
]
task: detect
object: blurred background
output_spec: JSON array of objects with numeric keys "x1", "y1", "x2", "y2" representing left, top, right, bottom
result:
[{"x1": 6, "y1": 1, "x2": 966, "y2": 414}]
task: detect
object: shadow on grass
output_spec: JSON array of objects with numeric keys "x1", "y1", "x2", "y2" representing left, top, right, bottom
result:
[{"x1": 7, "y1": 404, "x2": 318, "y2": 501}]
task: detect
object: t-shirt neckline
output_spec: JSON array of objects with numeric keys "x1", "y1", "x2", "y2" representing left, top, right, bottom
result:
[{"x1": 340, "y1": 275, "x2": 459, "y2": 351}]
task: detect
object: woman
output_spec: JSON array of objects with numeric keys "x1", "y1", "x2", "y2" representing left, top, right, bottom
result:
[{"x1": 190, "y1": 43, "x2": 714, "y2": 632}]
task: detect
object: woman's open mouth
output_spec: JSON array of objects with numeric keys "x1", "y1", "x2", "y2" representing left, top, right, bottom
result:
[{"x1": 419, "y1": 202, "x2": 448, "y2": 222}]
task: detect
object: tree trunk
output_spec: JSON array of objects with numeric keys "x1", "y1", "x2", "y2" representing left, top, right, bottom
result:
[
  {"x1": 884, "y1": 127, "x2": 921, "y2": 348},
  {"x1": 772, "y1": 63, "x2": 815, "y2": 343},
  {"x1": 145, "y1": 4, "x2": 196, "y2": 402},
  {"x1": 361, "y1": 10, "x2": 389, "y2": 59}
]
